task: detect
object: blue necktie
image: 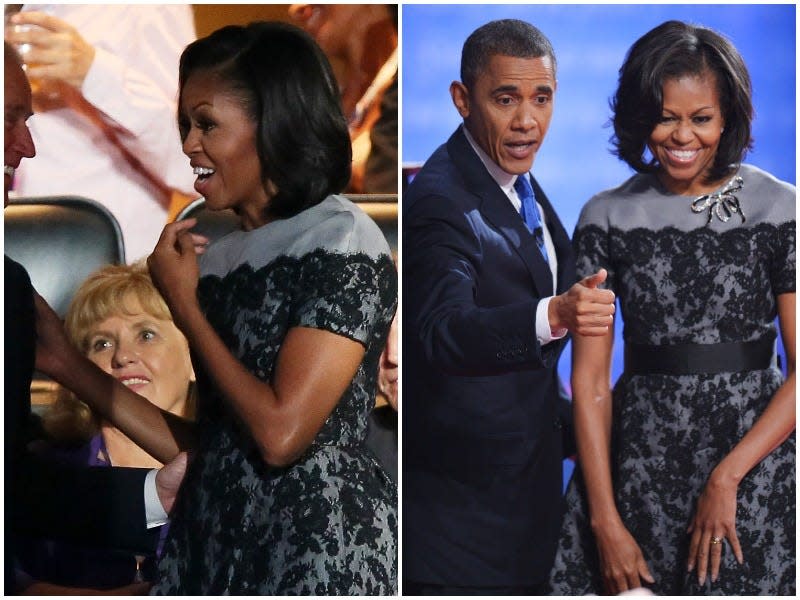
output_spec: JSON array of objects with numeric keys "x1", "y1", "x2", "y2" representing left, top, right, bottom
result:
[{"x1": 514, "y1": 174, "x2": 549, "y2": 263}]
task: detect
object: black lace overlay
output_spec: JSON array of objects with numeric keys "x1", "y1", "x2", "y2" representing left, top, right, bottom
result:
[
  {"x1": 574, "y1": 221, "x2": 795, "y2": 345},
  {"x1": 548, "y1": 220, "x2": 795, "y2": 595},
  {"x1": 152, "y1": 249, "x2": 397, "y2": 595}
]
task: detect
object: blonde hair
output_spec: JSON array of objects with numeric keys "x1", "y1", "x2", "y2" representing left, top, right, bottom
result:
[{"x1": 44, "y1": 262, "x2": 195, "y2": 444}]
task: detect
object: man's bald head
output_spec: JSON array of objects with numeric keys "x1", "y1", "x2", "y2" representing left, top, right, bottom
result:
[{"x1": 4, "y1": 40, "x2": 35, "y2": 205}]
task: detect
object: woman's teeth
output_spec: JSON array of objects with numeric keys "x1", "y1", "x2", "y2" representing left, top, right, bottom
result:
[
  {"x1": 668, "y1": 149, "x2": 698, "y2": 161},
  {"x1": 194, "y1": 166, "x2": 215, "y2": 179}
]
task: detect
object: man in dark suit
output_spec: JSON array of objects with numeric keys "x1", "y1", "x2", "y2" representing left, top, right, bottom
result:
[
  {"x1": 4, "y1": 41, "x2": 185, "y2": 594},
  {"x1": 403, "y1": 20, "x2": 616, "y2": 595}
]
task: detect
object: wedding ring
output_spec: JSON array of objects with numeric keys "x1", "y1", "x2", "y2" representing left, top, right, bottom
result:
[{"x1": 710, "y1": 537, "x2": 722, "y2": 545}]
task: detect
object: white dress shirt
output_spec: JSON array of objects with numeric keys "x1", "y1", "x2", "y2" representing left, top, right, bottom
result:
[
  {"x1": 13, "y1": 4, "x2": 198, "y2": 262},
  {"x1": 144, "y1": 468, "x2": 168, "y2": 528},
  {"x1": 463, "y1": 126, "x2": 567, "y2": 346}
]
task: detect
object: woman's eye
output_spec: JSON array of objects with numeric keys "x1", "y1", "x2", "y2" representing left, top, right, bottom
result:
[
  {"x1": 693, "y1": 116, "x2": 712, "y2": 124},
  {"x1": 658, "y1": 115, "x2": 675, "y2": 124},
  {"x1": 91, "y1": 339, "x2": 112, "y2": 352},
  {"x1": 140, "y1": 330, "x2": 157, "y2": 342},
  {"x1": 195, "y1": 119, "x2": 215, "y2": 132}
]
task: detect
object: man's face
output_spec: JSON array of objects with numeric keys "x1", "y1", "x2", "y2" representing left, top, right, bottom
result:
[
  {"x1": 451, "y1": 54, "x2": 556, "y2": 175},
  {"x1": 4, "y1": 54, "x2": 35, "y2": 206}
]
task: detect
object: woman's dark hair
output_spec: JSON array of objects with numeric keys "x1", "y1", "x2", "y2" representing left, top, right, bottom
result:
[
  {"x1": 611, "y1": 20, "x2": 753, "y2": 183},
  {"x1": 178, "y1": 21, "x2": 352, "y2": 218}
]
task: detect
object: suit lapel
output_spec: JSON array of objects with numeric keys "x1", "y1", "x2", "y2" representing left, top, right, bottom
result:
[
  {"x1": 447, "y1": 128, "x2": 554, "y2": 297},
  {"x1": 530, "y1": 177, "x2": 575, "y2": 294}
]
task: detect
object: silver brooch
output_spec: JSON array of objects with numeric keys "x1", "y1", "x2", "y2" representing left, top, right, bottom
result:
[{"x1": 691, "y1": 176, "x2": 745, "y2": 225}]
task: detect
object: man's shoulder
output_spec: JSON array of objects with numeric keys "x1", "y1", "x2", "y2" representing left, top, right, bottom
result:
[{"x1": 405, "y1": 138, "x2": 479, "y2": 215}]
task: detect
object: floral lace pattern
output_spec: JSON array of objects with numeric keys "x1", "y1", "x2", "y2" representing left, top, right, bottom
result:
[
  {"x1": 548, "y1": 218, "x2": 795, "y2": 595},
  {"x1": 152, "y1": 249, "x2": 397, "y2": 595},
  {"x1": 575, "y1": 221, "x2": 795, "y2": 345}
]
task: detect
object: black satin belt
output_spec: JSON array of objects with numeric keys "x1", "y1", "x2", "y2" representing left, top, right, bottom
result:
[{"x1": 624, "y1": 338, "x2": 775, "y2": 376}]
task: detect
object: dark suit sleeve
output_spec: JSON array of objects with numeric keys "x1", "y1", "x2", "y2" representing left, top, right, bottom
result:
[
  {"x1": 404, "y1": 193, "x2": 562, "y2": 376},
  {"x1": 10, "y1": 451, "x2": 160, "y2": 554}
]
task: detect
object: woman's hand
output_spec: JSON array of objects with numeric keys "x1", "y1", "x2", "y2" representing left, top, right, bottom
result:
[
  {"x1": 147, "y1": 219, "x2": 208, "y2": 327},
  {"x1": 687, "y1": 469, "x2": 743, "y2": 585},
  {"x1": 594, "y1": 521, "x2": 655, "y2": 594}
]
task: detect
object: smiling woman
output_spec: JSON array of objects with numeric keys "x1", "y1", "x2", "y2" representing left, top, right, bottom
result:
[
  {"x1": 647, "y1": 74, "x2": 725, "y2": 196},
  {"x1": 547, "y1": 20, "x2": 795, "y2": 596},
  {"x1": 149, "y1": 21, "x2": 396, "y2": 595},
  {"x1": 43, "y1": 262, "x2": 195, "y2": 464},
  {"x1": 17, "y1": 262, "x2": 194, "y2": 589}
]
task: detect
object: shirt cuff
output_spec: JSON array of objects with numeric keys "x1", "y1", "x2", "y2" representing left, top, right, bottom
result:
[
  {"x1": 536, "y1": 297, "x2": 568, "y2": 345},
  {"x1": 144, "y1": 468, "x2": 168, "y2": 529}
]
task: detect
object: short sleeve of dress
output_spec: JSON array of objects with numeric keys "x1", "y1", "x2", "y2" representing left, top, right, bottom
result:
[
  {"x1": 572, "y1": 195, "x2": 616, "y2": 291},
  {"x1": 770, "y1": 220, "x2": 796, "y2": 295},
  {"x1": 290, "y1": 249, "x2": 397, "y2": 346}
]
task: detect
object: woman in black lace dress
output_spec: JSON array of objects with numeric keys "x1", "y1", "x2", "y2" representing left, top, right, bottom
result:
[
  {"x1": 548, "y1": 21, "x2": 795, "y2": 595},
  {"x1": 137, "y1": 22, "x2": 397, "y2": 594}
]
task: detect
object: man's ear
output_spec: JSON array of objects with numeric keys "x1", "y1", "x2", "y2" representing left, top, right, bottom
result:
[{"x1": 450, "y1": 81, "x2": 470, "y2": 119}]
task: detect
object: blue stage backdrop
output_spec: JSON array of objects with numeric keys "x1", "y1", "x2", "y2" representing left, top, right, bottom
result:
[{"x1": 402, "y1": 3, "x2": 796, "y2": 391}]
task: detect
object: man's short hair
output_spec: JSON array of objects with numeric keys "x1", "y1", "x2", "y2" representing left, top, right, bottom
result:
[{"x1": 460, "y1": 19, "x2": 556, "y2": 89}]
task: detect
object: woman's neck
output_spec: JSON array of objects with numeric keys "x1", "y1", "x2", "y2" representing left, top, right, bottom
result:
[{"x1": 656, "y1": 170, "x2": 733, "y2": 197}]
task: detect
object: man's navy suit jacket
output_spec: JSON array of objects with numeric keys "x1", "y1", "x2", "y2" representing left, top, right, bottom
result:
[{"x1": 403, "y1": 127, "x2": 576, "y2": 587}]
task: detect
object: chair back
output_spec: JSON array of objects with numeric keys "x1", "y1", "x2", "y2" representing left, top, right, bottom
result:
[
  {"x1": 176, "y1": 194, "x2": 398, "y2": 256},
  {"x1": 5, "y1": 196, "x2": 125, "y2": 317}
]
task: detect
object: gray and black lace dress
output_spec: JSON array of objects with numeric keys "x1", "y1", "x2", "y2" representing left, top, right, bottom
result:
[
  {"x1": 151, "y1": 195, "x2": 397, "y2": 595},
  {"x1": 548, "y1": 164, "x2": 795, "y2": 595}
]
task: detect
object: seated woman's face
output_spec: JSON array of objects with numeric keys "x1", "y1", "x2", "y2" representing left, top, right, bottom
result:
[{"x1": 85, "y1": 296, "x2": 194, "y2": 416}]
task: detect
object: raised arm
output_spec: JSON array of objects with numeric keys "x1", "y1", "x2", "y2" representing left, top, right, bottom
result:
[
  {"x1": 7, "y1": 7, "x2": 197, "y2": 197},
  {"x1": 405, "y1": 195, "x2": 614, "y2": 375},
  {"x1": 148, "y1": 220, "x2": 388, "y2": 467},
  {"x1": 572, "y1": 325, "x2": 654, "y2": 594},
  {"x1": 33, "y1": 293, "x2": 195, "y2": 463}
]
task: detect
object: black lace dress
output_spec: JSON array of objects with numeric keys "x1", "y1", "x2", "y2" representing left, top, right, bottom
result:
[
  {"x1": 151, "y1": 196, "x2": 397, "y2": 595},
  {"x1": 548, "y1": 164, "x2": 795, "y2": 595}
]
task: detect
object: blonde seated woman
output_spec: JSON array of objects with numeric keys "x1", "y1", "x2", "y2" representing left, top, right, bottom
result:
[{"x1": 18, "y1": 262, "x2": 195, "y2": 591}]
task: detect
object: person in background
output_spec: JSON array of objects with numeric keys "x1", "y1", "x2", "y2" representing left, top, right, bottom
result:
[
  {"x1": 548, "y1": 20, "x2": 795, "y2": 595},
  {"x1": 288, "y1": 4, "x2": 398, "y2": 193},
  {"x1": 4, "y1": 40, "x2": 186, "y2": 596},
  {"x1": 18, "y1": 262, "x2": 196, "y2": 590},
  {"x1": 403, "y1": 19, "x2": 614, "y2": 595},
  {"x1": 4, "y1": 4, "x2": 198, "y2": 261},
  {"x1": 368, "y1": 313, "x2": 398, "y2": 482}
]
